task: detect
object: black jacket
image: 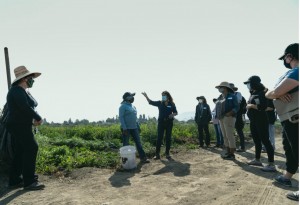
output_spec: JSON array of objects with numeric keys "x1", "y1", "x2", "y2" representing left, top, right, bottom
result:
[
  {"x1": 195, "y1": 103, "x2": 212, "y2": 124},
  {"x1": 6, "y1": 86, "x2": 42, "y2": 125}
]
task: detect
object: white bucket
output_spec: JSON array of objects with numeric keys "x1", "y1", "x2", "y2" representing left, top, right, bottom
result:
[{"x1": 119, "y1": 145, "x2": 137, "y2": 170}]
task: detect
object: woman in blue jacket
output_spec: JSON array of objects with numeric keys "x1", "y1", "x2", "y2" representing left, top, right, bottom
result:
[
  {"x1": 215, "y1": 82, "x2": 239, "y2": 160},
  {"x1": 142, "y1": 91, "x2": 178, "y2": 160},
  {"x1": 194, "y1": 96, "x2": 212, "y2": 147}
]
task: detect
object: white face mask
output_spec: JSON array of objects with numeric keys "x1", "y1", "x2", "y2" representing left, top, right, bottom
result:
[
  {"x1": 162, "y1": 95, "x2": 167, "y2": 102},
  {"x1": 198, "y1": 99, "x2": 203, "y2": 103},
  {"x1": 246, "y1": 83, "x2": 251, "y2": 90}
]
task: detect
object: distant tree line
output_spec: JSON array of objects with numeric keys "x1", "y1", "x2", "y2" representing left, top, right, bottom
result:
[{"x1": 42, "y1": 114, "x2": 161, "y2": 126}]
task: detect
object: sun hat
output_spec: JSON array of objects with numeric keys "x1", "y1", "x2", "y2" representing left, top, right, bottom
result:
[
  {"x1": 229, "y1": 83, "x2": 238, "y2": 91},
  {"x1": 12, "y1": 66, "x2": 41, "y2": 84},
  {"x1": 122, "y1": 92, "x2": 135, "y2": 100},
  {"x1": 196, "y1": 96, "x2": 206, "y2": 100},
  {"x1": 243, "y1": 76, "x2": 261, "y2": 84},
  {"x1": 278, "y1": 43, "x2": 299, "y2": 60},
  {"x1": 215, "y1": 81, "x2": 234, "y2": 92}
]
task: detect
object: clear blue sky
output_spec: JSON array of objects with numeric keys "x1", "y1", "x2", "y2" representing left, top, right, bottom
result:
[{"x1": 0, "y1": 0, "x2": 299, "y2": 123}]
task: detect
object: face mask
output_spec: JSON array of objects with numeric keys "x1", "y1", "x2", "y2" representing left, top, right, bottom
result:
[
  {"x1": 126, "y1": 96, "x2": 134, "y2": 103},
  {"x1": 218, "y1": 88, "x2": 224, "y2": 93},
  {"x1": 162, "y1": 96, "x2": 167, "y2": 102},
  {"x1": 198, "y1": 99, "x2": 203, "y2": 103},
  {"x1": 246, "y1": 83, "x2": 251, "y2": 90},
  {"x1": 283, "y1": 60, "x2": 291, "y2": 69},
  {"x1": 26, "y1": 78, "x2": 34, "y2": 88}
]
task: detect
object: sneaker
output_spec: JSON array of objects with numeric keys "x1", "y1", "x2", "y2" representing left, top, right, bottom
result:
[
  {"x1": 223, "y1": 154, "x2": 235, "y2": 160},
  {"x1": 274, "y1": 175, "x2": 292, "y2": 187},
  {"x1": 24, "y1": 182, "x2": 45, "y2": 191},
  {"x1": 286, "y1": 191, "x2": 299, "y2": 201},
  {"x1": 261, "y1": 149, "x2": 267, "y2": 153},
  {"x1": 247, "y1": 159, "x2": 263, "y2": 166},
  {"x1": 153, "y1": 155, "x2": 160, "y2": 160},
  {"x1": 236, "y1": 148, "x2": 245, "y2": 152},
  {"x1": 261, "y1": 164, "x2": 276, "y2": 172}
]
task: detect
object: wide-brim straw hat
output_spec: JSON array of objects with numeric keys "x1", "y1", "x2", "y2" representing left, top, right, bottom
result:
[
  {"x1": 12, "y1": 66, "x2": 41, "y2": 84},
  {"x1": 215, "y1": 81, "x2": 234, "y2": 92}
]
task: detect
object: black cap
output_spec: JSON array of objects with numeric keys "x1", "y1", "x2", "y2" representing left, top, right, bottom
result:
[
  {"x1": 122, "y1": 92, "x2": 135, "y2": 100},
  {"x1": 213, "y1": 98, "x2": 217, "y2": 102},
  {"x1": 279, "y1": 43, "x2": 299, "y2": 60},
  {"x1": 243, "y1": 76, "x2": 261, "y2": 84}
]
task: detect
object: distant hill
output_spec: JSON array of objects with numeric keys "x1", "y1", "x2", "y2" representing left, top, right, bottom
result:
[{"x1": 176, "y1": 111, "x2": 194, "y2": 122}]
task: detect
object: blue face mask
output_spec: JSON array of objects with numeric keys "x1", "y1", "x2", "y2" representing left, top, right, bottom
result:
[{"x1": 162, "y1": 96, "x2": 167, "y2": 102}]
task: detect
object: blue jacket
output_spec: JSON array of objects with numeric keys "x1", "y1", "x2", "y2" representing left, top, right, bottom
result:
[{"x1": 119, "y1": 102, "x2": 138, "y2": 130}]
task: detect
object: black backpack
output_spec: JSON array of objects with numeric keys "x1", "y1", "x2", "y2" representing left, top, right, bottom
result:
[{"x1": 0, "y1": 103, "x2": 14, "y2": 164}]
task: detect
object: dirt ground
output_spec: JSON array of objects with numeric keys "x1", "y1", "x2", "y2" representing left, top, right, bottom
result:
[{"x1": 0, "y1": 135, "x2": 298, "y2": 205}]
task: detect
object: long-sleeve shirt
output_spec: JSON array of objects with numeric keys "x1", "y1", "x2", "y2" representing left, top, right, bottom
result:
[
  {"x1": 119, "y1": 102, "x2": 138, "y2": 130},
  {"x1": 246, "y1": 89, "x2": 268, "y2": 121},
  {"x1": 6, "y1": 85, "x2": 41, "y2": 125},
  {"x1": 194, "y1": 103, "x2": 212, "y2": 124},
  {"x1": 216, "y1": 93, "x2": 239, "y2": 119},
  {"x1": 149, "y1": 100, "x2": 177, "y2": 122}
]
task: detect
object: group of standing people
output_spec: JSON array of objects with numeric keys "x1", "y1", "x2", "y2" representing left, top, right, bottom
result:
[
  {"x1": 193, "y1": 43, "x2": 299, "y2": 201},
  {"x1": 4, "y1": 43, "x2": 298, "y2": 202}
]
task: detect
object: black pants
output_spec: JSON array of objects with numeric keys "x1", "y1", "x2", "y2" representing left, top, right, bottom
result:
[
  {"x1": 250, "y1": 115, "x2": 274, "y2": 162},
  {"x1": 281, "y1": 120, "x2": 299, "y2": 174},
  {"x1": 156, "y1": 120, "x2": 173, "y2": 156},
  {"x1": 7, "y1": 124, "x2": 38, "y2": 187},
  {"x1": 235, "y1": 114, "x2": 245, "y2": 149},
  {"x1": 197, "y1": 123, "x2": 210, "y2": 146}
]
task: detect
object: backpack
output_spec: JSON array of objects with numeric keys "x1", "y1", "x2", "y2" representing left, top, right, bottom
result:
[
  {"x1": 0, "y1": 103, "x2": 14, "y2": 164},
  {"x1": 239, "y1": 97, "x2": 247, "y2": 114}
]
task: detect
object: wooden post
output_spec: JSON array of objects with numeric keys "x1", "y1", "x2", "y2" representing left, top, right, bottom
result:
[{"x1": 4, "y1": 47, "x2": 12, "y2": 90}]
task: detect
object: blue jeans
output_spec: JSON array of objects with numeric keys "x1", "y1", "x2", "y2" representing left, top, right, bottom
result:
[
  {"x1": 213, "y1": 124, "x2": 223, "y2": 145},
  {"x1": 122, "y1": 129, "x2": 146, "y2": 160}
]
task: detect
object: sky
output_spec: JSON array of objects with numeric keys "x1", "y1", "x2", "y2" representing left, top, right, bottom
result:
[{"x1": 0, "y1": 0, "x2": 299, "y2": 123}]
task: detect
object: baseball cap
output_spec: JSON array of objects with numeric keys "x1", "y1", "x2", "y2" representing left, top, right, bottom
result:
[{"x1": 278, "y1": 43, "x2": 299, "y2": 60}]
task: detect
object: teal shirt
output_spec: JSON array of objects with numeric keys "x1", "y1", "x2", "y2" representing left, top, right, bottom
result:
[{"x1": 119, "y1": 102, "x2": 138, "y2": 130}]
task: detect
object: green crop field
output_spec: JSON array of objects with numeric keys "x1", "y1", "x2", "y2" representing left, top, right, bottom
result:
[{"x1": 34, "y1": 121, "x2": 255, "y2": 175}]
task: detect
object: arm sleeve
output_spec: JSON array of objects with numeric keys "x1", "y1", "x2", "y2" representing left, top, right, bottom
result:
[
  {"x1": 257, "y1": 92, "x2": 268, "y2": 111},
  {"x1": 195, "y1": 106, "x2": 198, "y2": 120},
  {"x1": 173, "y1": 104, "x2": 178, "y2": 114},
  {"x1": 119, "y1": 105, "x2": 127, "y2": 130},
  {"x1": 149, "y1": 100, "x2": 161, "y2": 107},
  {"x1": 13, "y1": 89, "x2": 42, "y2": 121}
]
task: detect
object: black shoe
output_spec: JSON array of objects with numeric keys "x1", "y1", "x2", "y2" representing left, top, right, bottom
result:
[
  {"x1": 236, "y1": 148, "x2": 245, "y2": 152},
  {"x1": 24, "y1": 182, "x2": 45, "y2": 191},
  {"x1": 223, "y1": 154, "x2": 235, "y2": 160},
  {"x1": 199, "y1": 145, "x2": 204, "y2": 148},
  {"x1": 166, "y1": 155, "x2": 172, "y2": 160},
  {"x1": 141, "y1": 158, "x2": 150, "y2": 163}
]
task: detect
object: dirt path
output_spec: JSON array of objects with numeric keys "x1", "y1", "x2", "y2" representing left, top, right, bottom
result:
[{"x1": 0, "y1": 136, "x2": 298, "y2": 205}]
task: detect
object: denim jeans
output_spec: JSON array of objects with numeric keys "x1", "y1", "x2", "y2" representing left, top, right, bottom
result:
[
  {"x1": 236, "y1": 127, "x2": 245, "y2": 150},
  {"x1": 213, "y1": 124, "x2": 223, "y2": 145},
  {"x1": 122, "y1": 129, "x2": 146, "y2": 160}
]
